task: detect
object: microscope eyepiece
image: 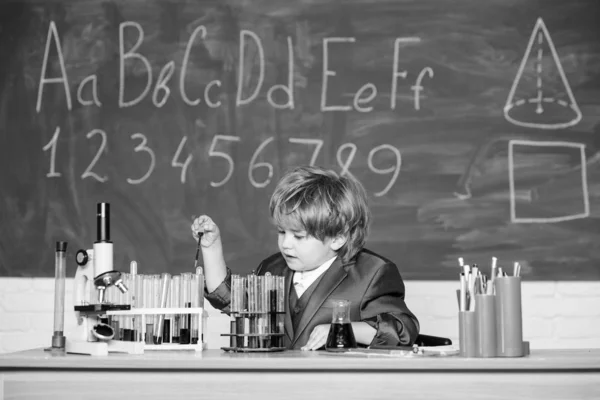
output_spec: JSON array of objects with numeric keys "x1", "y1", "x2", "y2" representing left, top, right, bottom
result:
[{"x1": 96, "y1": 202, "x2": 111, "y2": 243}]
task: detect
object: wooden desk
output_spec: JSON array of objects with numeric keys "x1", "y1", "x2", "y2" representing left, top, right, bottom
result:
[{"x1": 1, "y1": 349, "x2": 599, "y2": 399}]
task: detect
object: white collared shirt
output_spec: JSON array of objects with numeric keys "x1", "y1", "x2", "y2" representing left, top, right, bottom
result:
[{"x1": 292, "y1": 256, "x2": 337, "y2": 298}]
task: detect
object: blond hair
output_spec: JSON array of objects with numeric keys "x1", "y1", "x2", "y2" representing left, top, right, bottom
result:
[{"x1": 269, "y1": 166, "x2": 370, "y2": 262}]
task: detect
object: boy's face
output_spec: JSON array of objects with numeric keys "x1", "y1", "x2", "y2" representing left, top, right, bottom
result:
[{"x1": 277, "y1": 227, "x2": 344, "y2": 272}]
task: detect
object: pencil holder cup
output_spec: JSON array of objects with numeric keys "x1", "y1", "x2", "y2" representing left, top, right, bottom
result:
[
  {"x1": 475, "y1": 294, "x2": 497, "y2": 357},
  {"x1": 458, "y1": 311, "x2": 477, "y2": 357},
  {"x1": 494, "y1": 276, "x2": 524, "y2": 357}
]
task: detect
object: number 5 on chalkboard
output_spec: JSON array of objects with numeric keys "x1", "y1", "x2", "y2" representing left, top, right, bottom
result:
[{"x1": 208, "y1": 135, "x2": 241, "y2": 187}]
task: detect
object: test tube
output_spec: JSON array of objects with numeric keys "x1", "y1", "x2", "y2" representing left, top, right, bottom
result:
[
  {"x1": 163, "y1": 277, "x2": 172, "y2": 344},
  {"x1": 51, "y1": 241, "x2": 68, "y2": 349},
  {"x1": 180, "y1": 272, "x2": 192, "y2": 344},
  {"x1": 191, "y1": 274, "x2": 199, "y2": 344},
  {"x1": 277, "y1": 276, "x2": 285, "y2": 347},
  {"x1": 134, "y1": 273, "x2": 144, "y2": 341},
  {"x1": 119, "y1": 279, "x2": 126, "y2": 339},
  {"x1": 266, "y1": 274, "x2": 276, "y2": 348},
  {"x1": 152, "y1": 274, "x2": 161, "y2": 342},
  {"x1": 239, "y1": 276, "x2": 248, "y2": 348},
  {"x1": 154, "y1": 273, "x2": 171, "y2": 344},
  {"x1": 196, "y1": 267, "x2": 205, "y2": 345},
  {"x1": 129, "y1": 262, "x2": 138, "y2": 341},
  {"x1": 171, "y1": 275, "x2": 181, "y2": 343},
  {"x1": 196, "y1": 267, "x2": 205, "y2": 308},
  {"x1": 249, "y1": 275, "x2": 260, "y2": 348},
  {"x1": 106, "y1": 283, "x2": 120, "y2": 339},
  {"x1": 143, "y1": 275, "x2": 155, "y2": 344},
  {"x1": 230, "y1": 275, "x2": 240, "y2": 314},
  {"x1": 229, "y1": 275, "x2": 239, "y2": 347},
  {"x1": 122, "y1": 273, "x2": 133, "y2": 341}
]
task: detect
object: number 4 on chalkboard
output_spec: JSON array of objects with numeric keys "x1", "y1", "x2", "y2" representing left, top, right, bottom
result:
[{"x1": 172, "y1": 136, "x2": 192, "y2": 184}]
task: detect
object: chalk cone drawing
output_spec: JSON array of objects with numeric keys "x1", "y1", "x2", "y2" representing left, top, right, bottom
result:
[{"x1": 504, "y1": 18, "x2": 582, "y2": 129}]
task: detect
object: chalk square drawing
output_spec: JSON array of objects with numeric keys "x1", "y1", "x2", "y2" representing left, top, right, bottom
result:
[
  {"x1": 504, "y1": 18, "x2": 582, "y2": 130},
  {"x1": 508, "y1": 140, "x2": 589, "y2": 223}
]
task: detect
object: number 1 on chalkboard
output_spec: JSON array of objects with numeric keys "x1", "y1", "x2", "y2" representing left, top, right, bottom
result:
[{"x1": 42, "y1": 126, "x2": 61, "y2": 178}]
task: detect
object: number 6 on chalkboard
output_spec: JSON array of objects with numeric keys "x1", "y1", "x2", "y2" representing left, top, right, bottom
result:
[{"x1": 248, "y1": 137, "x2": 274, "y2": 188}]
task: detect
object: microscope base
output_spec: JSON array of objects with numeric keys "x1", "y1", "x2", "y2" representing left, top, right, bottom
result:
[
  {"x1": 108, "y1": 340, "x2": 145, "y2": 355},
  {"x1": 66, "y1": 340, "x2": 108, "y2": 356},
  {"x1": 66, "y1": 339, "x2": 145, "y2": 356}
]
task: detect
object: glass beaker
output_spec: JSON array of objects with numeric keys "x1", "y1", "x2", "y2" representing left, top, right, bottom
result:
[{"x1": 325, "y1": 299, "x2": 357, "y2": 351}]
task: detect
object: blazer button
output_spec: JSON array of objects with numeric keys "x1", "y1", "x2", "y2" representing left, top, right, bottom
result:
[{"x1": 294, "y1": 306, "x2": 301, "y2": 313}]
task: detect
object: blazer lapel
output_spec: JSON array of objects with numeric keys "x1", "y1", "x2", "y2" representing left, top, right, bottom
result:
[
  {"x1": 284, "y1": 267, "x2": 294, "y2": 343},
  {"x1": 291, "y1": 257, "x2": 348, "y2": 347}
]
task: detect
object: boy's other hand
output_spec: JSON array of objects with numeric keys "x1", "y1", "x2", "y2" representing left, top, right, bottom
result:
[
  {"x1": 191, "y1": 215, "x2": 221, "y2": 248},
  {"x1": 301, "y1": 324, "x2": 330, "y2": 351}
]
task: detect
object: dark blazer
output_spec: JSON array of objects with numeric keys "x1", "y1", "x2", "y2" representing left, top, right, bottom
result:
[{"x1": 206, "y1": 248, "x2": 420, "y2": 350}]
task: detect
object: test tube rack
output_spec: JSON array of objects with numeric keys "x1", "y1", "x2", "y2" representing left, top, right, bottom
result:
[
  {"x1": 108, "y1": 307, "x2": 206, "y2": 351},
  {"x1": 221, "y1": 273, "x2": 286, "y2": 352},
  {"x1": 221, "y1": 311, "x2": 286, "y2": 353}
]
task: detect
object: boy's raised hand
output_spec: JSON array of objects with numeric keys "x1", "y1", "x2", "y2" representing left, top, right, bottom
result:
[{"x1": 191, "y1": 215, "x2": 221, "y2": 248}]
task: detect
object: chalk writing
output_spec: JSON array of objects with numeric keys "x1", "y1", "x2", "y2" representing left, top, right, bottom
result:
[
  {"x1": 37, "y1": 21, "x2": 72, "y2": 112},
  {"x1": 42, "y1": 126, "x2": 62, "y2": 178},
  {"x1": 119, "y1": 22, "x2": 152, "y2": 108},
  {"x1": 35, "y1": 21, "x2": 429, "y2": 114},
  {"x1": 249, "y1": 137, "x2": 275, "y2": 188},
  {"x1": 508, "y1": 140, "x2": 589, "y2": 223},
  {"x1": 127, "y1": 133, "x2": 156, "y2": 185},
  {"x1": 504, "y1": 18, "x2": 582, "y2": 129},
  {"x1": 171, "y1": 136, "x2": 193, "y2": 184},
  {"x1": 337, "y1": 143, "x2": 358, "y2": 177},
  {"x1": 81, "y1": 129, "x2": 108, "y2": 183},
  {"x1": 208, "y1": 135, "x2": 241, "y2": 187},
  {"x1": 288, "y1": 138, "x2": 324, "y2": 167},
  {"x1": 42, "y1": 128, "x2": 402, "y2": 196},
  {"x1": 367, "y1": 144, "x2": 402, "y2": 197}
]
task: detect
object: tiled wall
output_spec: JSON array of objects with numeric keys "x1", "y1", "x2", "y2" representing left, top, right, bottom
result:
[{"x1": 1, "y1": 278, "x2": 599, "y2": 353}]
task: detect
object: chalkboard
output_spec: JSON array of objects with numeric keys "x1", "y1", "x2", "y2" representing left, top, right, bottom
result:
[{"x1": 1, "y1": 0, "x2": 599, "y2": 280}]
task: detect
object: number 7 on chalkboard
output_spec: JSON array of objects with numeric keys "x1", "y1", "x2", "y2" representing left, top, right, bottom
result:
[{"x1": 288, "y1": 138, "x2": 324, "y2": 167}]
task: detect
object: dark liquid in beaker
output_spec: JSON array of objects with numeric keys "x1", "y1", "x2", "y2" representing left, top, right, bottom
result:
[{"x1": 325, "y1": 323, "x2": 357, "y2": 351}]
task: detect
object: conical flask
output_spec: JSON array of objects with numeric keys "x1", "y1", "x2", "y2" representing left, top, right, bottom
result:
[{"x1": 325, "y1": 299, "x2": 357, "y2": 351}]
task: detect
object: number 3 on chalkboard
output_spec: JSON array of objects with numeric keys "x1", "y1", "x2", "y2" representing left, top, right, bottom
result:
[{"x1": 127, "y1": 133, "x2": 156, "y2": 185}]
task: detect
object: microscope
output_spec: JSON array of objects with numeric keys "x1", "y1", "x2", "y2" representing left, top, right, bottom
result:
[{"x1": 65, "y1": 203, "x2": 144, "y2": 356}]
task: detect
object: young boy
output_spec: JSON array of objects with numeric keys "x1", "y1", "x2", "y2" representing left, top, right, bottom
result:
[{"x1": 191, "y1": 166, "x2": 419, "y2": 350}]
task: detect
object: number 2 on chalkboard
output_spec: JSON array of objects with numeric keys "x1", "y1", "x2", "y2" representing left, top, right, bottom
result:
[{"x1": 81, "y1": 129, "x2": 108, "y2": 182}]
